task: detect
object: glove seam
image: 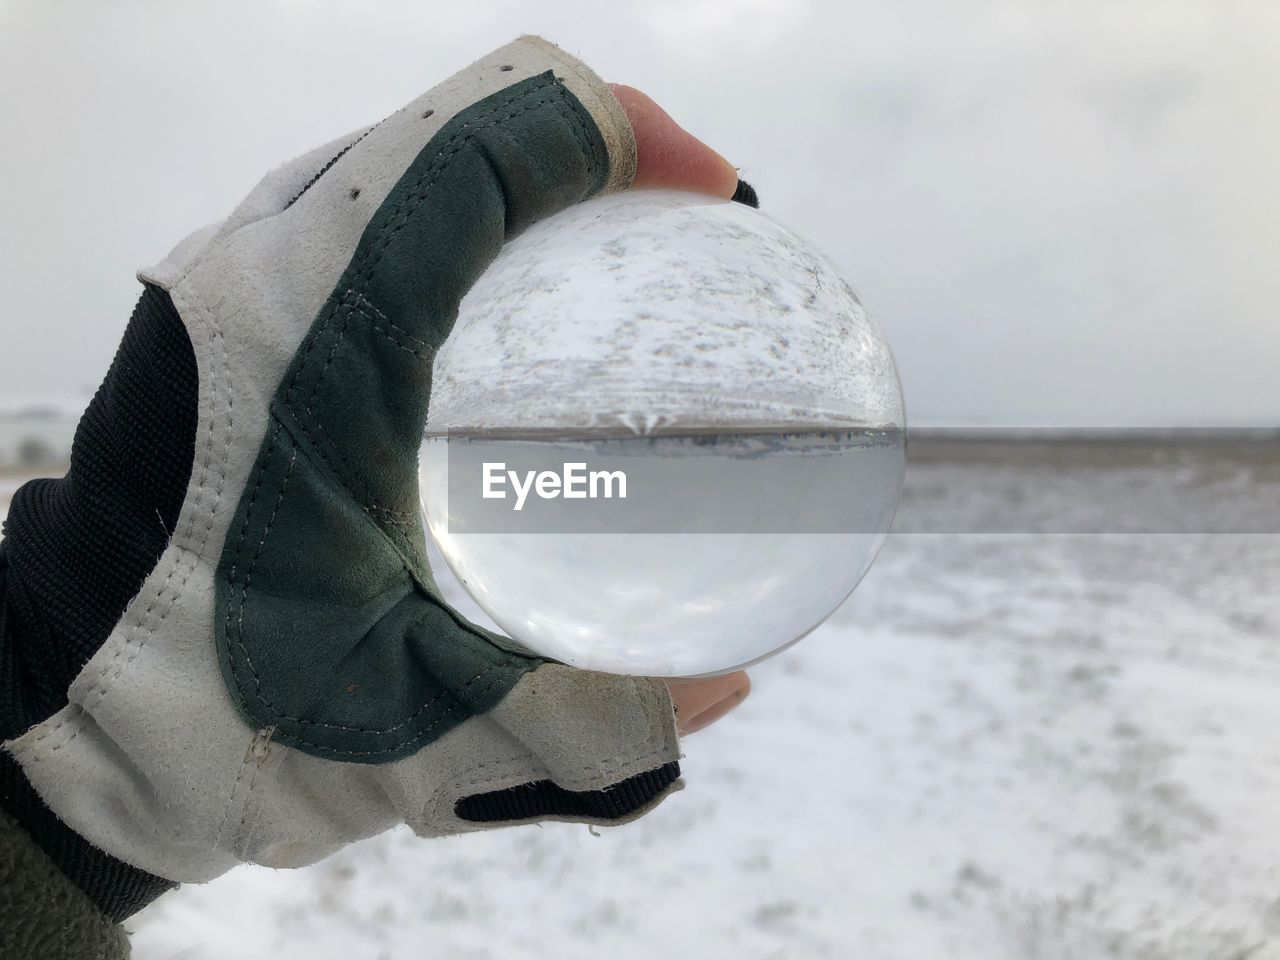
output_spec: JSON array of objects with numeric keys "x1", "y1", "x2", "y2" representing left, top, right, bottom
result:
[
  {"x1": 224, "y1": 729, "x2": 275, "y2": 861},
  {"x1": 238, "y1": 402, "x2": 543, "y2": 658},
  {"x1": 282, "y1": 121, "x2": 383, "y2": 212},
  {"x1": 343, "y1": 290, "x2": 432, "y2": 355},
  {"x1": 318, "y1": 77, "x2": 568, "y2": 310},
  {"x1": 223, "y1": 422, "x2": 516, "y2": 743},
  {"x1": 210, "y1": 727, "x2": 269, "y2": 854},
  {"x1": 516, "y1": 35, "x2": 636, "y2": 192},
  {"x1": 276, "y1": 81, "x2": 588, "y2": 524},
  {"x1": 9, "y1": 285, "x2": 234, "y2": 766},
  {"x1": 283, "y1": 299, "x2": 419, "y2": 522}
]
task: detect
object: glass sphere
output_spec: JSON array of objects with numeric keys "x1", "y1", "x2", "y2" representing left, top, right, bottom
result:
[{"x1": 420, "y1": 189, "x2": 905, "y2": 677}]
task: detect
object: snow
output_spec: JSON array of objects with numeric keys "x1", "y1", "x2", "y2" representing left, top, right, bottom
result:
[
  {"x1": 6, "y1": 443, "x2": 1280, "y2": 958},
  {"x1": 428, "y1": 190, "x2": 903, "y2": 439}
]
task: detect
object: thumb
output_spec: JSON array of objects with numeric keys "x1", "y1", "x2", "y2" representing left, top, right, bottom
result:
[{"x1": 609, "y1": 84, "x2": 741, "y2": 198}]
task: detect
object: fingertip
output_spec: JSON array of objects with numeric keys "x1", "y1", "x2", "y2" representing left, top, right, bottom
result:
[
  {"x1": 680, "y1": 672, "x2": 752, "y2": 736},
  {"x1": 667, "y1": 670, "x2": 752, "y2": 736},
  {"x1": 608, "y1": 83, "x2": 740, "y2": 199}
]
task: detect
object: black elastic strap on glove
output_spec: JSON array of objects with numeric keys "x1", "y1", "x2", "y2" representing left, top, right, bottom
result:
[{"x1": 457, "y1": 760, "x2": 681, "y2": 823}]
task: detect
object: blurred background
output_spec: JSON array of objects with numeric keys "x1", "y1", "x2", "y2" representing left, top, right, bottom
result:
[{"x1": 2, "y1": 1, "x2": 1278, "y2": 958}]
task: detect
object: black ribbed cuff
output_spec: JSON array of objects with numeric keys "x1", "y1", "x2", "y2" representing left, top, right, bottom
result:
[
  {"x1": 0, "y1": 752, "x2": 176, "y2": 922},
  {"x1": 731, "y1": 178, "x2": 759, "y2": 208}
]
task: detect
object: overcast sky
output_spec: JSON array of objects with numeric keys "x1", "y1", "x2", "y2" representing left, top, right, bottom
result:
[{"x1": 0, "y1": 0, "x2": 1276, "y2": 426}]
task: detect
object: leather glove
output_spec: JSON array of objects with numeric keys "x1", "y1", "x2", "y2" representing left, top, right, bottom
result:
[{"x1": 4, "y1": 36, "x2": 685, "y2": 894}]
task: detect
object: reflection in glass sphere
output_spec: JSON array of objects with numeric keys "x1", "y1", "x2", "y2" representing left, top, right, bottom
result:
[{"x1": 420, "y1": 190, "x2": 905, "y2": 677}]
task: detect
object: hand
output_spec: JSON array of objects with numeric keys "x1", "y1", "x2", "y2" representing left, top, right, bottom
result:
[
  {"x1": 4, "y1": 36, "x2": 756, "y2": 907},
  {"x1": 667, "y1": 672, "x2": 752, "y2": 736}
]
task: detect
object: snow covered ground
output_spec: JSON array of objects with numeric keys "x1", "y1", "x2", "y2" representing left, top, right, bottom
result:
[{"x1": 8, "y1": 441, "x2": 1280, "y2": 959}]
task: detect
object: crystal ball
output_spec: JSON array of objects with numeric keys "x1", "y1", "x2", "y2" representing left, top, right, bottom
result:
[{"x1": 420, "y1": 189, "x2": 905, "y2": 677}]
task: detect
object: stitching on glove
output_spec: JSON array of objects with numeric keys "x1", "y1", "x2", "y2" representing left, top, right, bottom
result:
[
  {"x1": 233, "y1": 441, "x2": 298, "y2": 646},
  {"x1": 222, "y1": 77, "x2": 602, "y2": 752},
  {"x1": 344, "y1": 291, "x2": 433, "y2": 358},
  {"x1": 235, "y1": 668, "x2": 511, "y2": 755},
  {"x1": 17, "y1": 286, "x2": 236, "y2": 763},
  {"x1": 345, "y1": 81, "x2": 577, "y2": 285},
  {"x1": 232, "y1": 730, "x2": 275, "y2": 858},
  {"x1": 224, "y1": 424, "x2": 286, "y2": 584},
  {"x1": 230, "y1": 591, "x2": 507, "y2": 739},
  {"x1": 211, "y1": 744, "x2": 252, "y2": 852},
  {"x1": 528, "y1": 37, "x2": 633, "y2": 191},
  {"x1": 290, "y1": 300, "x2": 428, "y2": 525},
  {"x1": 283, "y1": 121, "x2": 384, "y2": 212},
  {"x1": 211, "y1": 727, "x2": 271, "y2": 852},
  {"x1": 280, "y1": 81, "x2": 578, "y2": 525},
  {"x1": 278, "y1": 82, "x2": 598, "y2": 532},
  {"x1": 225, "y1": 445, "x2": 511, "y2": 738},
  {"x1": 557, "y1": 94, "x2": 603, "y2": 177},
  {"x1": 425, "y1": 676, "x2": 677, "y2": 819},
  {"x1": 278, "y1": 81, "x2": 555, "y2": 405},
  {"x1": 83, "y1": 291, "x2": 238, "y2": 710}
]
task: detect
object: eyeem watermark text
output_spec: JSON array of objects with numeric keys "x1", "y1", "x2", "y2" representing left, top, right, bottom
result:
[{"x1": 482, "y1": 462, "x2": 627, "y2": 511}]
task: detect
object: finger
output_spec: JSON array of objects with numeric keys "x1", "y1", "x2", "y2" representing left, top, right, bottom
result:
[
  {"x1": 680, "y1": 673, "x2": 752, "y2": 736},
  {"x1": 667, "y1": 671, "x2": 748, "y2": 719},
  {"x1": 667, "y1": 671, "x2": 751, "y2": 734},
  {"x1": 609, "y1": 84, "x2": 740, "y2": 199}
]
